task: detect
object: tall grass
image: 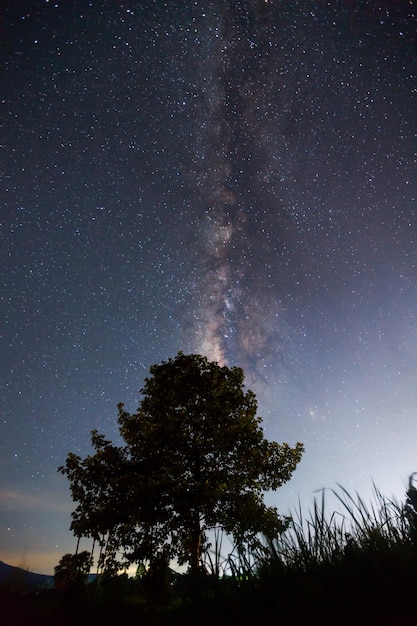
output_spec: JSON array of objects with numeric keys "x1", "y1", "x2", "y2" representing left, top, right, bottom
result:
[
  {"x1": 264, "y1": 482, "x2": 412, "y2": 574},
  {"x1": 198, "y1": 481, "x2": 415, "y2": 588},
  {"x1": 244, "y1": 480, "x2": 417, "y2": 625}
]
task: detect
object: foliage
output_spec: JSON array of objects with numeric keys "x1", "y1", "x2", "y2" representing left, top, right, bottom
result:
[
  {"x1": 54, "y1": 551, "x2": 92, "y2": 595},
  {"x1": 59, "y1": 352, "x2": 303, "y2": 578},
  {"x1": 254, "y1": 479, "x2": 417, "y2": 624},
  {"x1": 20, "y1": 476, "x2": 417, "y2": 625},
  {"x1": 404, "y1": 472, "x2": 417, "y2": 542},
  {"x1": 263, "y1": 482, "x2": 412, "y2": 574},
  {"x1": 57, "y1": 433, "x2": 128, "y2": 539}
]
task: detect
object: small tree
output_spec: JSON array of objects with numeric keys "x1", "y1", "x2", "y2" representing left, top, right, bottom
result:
[
  {"x1": 54, "y1": 551, "x2": 92, "y2": 595},
  {"x1": 60, "y1": 353, "x2": 303, "y2": 582},
  {"x1": 58, "y1": 432, "x2": 129, "y2": 574}
]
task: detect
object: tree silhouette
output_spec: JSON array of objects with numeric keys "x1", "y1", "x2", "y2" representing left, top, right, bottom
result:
[
  {"x1": 54, "y1": 551, "x2": 92, "y2": 595},
  {"x1": 58, "y1": 432, "x2": 129, "y2": 574},
  {"x1": 59, "y1": 352, "x2": 304, "y2": 582}
]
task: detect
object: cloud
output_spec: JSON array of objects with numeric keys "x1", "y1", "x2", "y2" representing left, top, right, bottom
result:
[{"x1": 0, "y1": 490, "x2": 71, "y2": 513}]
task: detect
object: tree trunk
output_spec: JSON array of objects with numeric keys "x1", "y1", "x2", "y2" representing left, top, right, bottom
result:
[
  {"x1": 190, "y1": 515, "x2": 202, "y2": 580},
  {"x1": 91, "y1": 537, "x2": 96, "y2": 567},
  {"x1": 97, "y1": 538, "x2": 103, "y2": 576}
]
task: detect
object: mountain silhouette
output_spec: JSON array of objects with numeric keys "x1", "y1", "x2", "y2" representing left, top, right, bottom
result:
[{"x1": 0, "y1": 560, "x2": 54, "y2": 590}]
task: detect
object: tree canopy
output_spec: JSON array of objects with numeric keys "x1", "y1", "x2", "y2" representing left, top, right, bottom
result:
[{"x1": 59, "y1": 352, "x2": 304, "y2": 577}]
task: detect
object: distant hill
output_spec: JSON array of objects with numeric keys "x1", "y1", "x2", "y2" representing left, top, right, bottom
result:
[{"x1": 0, "y1": 561, "x2": 54, "y2": 590}]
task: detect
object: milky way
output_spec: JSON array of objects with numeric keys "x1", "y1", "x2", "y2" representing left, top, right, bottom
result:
[
  {"x1": 1, "y1": 1, "x2": 417, "y2": 574},
  {"x1": 191, "y1": 2, "x2": 299, "y2": 373}
]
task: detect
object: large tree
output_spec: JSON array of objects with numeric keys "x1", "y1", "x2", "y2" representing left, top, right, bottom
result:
[{"x1": 59, "y1": 352, "x2": 303, "y2": 578}]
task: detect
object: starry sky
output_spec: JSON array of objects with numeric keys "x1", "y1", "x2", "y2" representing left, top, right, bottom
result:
[{"x1": 1, "y1": 0, "x2": 417, "y2": 575}]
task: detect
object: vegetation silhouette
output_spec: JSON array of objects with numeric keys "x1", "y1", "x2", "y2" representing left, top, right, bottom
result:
[
  {"x1": 54, "y1": 551, "x2": 92, "y2": 597},
  {"x1": 3, "y1": 478, "x2": 417, "y2": 625},
  {"x1": 58, "y1": 352, "x2": 304, "y2": 592},
  {"x1": 5, "y1": 353, "x2": 417, "y2": 624}
]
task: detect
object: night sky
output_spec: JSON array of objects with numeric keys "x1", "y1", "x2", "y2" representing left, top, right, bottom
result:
[{"x1": 2, "y1": 0, "x2": 417, "y2": 575}]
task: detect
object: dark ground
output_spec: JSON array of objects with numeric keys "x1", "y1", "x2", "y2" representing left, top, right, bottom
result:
[{"x1": 2, "y1": 585, "x2": 417, "y2": 626}]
